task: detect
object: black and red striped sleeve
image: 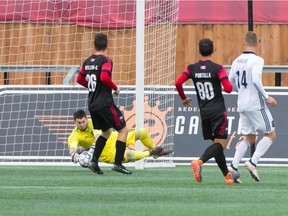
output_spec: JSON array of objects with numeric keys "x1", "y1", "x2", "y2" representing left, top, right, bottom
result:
[
  {"x1": 218, "y1": 66, "x2": 233, "y2": 93},
  {"x1": 175, "y1": 67, "x2": 190, "y2": 100},
  {"x1": 100, "y1": 60, "x2": 117, "y2": 90},
  {"x1": 76, "y1": 66, "x2": 88, "y2": 88},
  {"x1": 100, "y1": 72, "x2": 117, "y2": 90}
]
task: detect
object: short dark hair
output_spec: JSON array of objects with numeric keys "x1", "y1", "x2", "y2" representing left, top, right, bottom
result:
[
  {"x1": 199, "y1": 38, "x2": 213, "y2": 56},
  {"x1": 73, "y1": 109, "x2": 87, "y2": 120},
  {"x1": 94, "y1": 33, "x2": 108, "y2": 51}
]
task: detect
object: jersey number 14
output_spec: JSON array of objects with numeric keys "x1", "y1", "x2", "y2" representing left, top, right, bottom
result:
[{"x1": 236, "y1": 70, "x2": 248, "y2": 88}]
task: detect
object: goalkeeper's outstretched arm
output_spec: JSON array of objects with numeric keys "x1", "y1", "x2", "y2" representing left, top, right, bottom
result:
[{"x1": 69, "y1": 144, "x2": 80, "y2": 163}]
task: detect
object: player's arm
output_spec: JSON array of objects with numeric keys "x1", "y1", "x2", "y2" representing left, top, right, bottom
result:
[
  {"x1": 228, "y1": 64, "x2": 238, "y2": 92},
  {"x1": 69, "y1": 146, "x2": 77, "y2": 155},
  {"x1": 70, "y1": 152, "x2": 80, "y2": 163},
  {"x1": 250, "y1": 58, "x2": 277, "y2": 106},
  {"x1": 76, "y1": 66, "x2": 88, "y2": 88},
  {"x1": 100, "y1": 72, "x2": 118, "y2": 91},
  {"x1": 251, "y1": 60, "x2": 269, "y2": 99},
  {"x1": 100, "y1": 62, "x2": 119, "y2": 94},
  {"x1": 252, "y1": 73, "x2": 269, "y2": 99},
  {"x1": 175, "y1": 67, "x2": 191, "y2": 106},
  {"x1": 218, "y1": 66, "x2": 233, "y2": 93},
  {"x1": 253, "y1": 74, "x2": 277, "y2": 106},
  {"x1": 68, "y1": 136, "x2": 80, "y2": 163}
]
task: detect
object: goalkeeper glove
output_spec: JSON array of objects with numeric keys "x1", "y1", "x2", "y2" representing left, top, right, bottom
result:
[{"x1": 71, "y1": 152, "x2": 80, "y2": 163}]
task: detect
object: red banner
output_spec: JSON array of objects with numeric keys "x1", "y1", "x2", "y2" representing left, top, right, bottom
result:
[
  {"x1": 0, "y1": 0, "x2": 287, "y2": 27},
  {"x1": 179, "y1": 0, "x2": 288, "y2": 23}
]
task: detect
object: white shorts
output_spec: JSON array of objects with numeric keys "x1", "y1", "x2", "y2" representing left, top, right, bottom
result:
[{"x1": 239, "y1": 107, "x2": 275, "y2": 135}]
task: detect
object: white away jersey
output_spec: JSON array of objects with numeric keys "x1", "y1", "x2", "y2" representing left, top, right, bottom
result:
[{"x1": 229, "y1": 52, "x2": 268, "y2": 112}]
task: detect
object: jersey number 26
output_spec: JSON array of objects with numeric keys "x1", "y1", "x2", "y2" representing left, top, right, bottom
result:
[{"x1": 86, "y1": 74, "x2": 97, "y2": 92}]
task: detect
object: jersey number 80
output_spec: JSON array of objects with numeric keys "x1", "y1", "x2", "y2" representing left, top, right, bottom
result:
[{"x1": 196, "y1": 82, "x2": 214, "y2": 100}]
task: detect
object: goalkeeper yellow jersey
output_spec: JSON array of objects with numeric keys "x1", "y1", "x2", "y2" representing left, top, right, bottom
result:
[
  {"x1": 68, "y1": 119, "x2": 136, "y2": 163},
  {"x1": 68, "y1": 119, "x2": 99, "y2": 149}
]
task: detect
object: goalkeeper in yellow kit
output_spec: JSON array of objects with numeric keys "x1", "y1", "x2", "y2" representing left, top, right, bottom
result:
[{"x1": 69, "y1": 109, "x2": 173, "y2": 165}]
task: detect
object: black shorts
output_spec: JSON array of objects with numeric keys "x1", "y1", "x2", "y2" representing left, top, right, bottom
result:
[
  {"x1": 90, "y1": 104, "x2": 126, "y2": 132},
  {"x1": 201, "y1": 111, "x2": 228, "y2": 140}
]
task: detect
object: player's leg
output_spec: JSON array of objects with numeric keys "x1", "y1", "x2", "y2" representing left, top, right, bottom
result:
[
  {"x1": 97, "y1": 136, "x2": 117, "y2": 164},
  {"x1": 89, "y1": 131, "x2": 110, "y2": 175},
  {"x1": 124, "y1": 150, "x2": 150, "y2": 162},
  {"x1": 110, "y1": 105, "x2": 132, "y2": 174},
  {"x1": 136, "y1": 128, "x2": 155, "y2": 149},
  {"x1": 251, "y1": 131, "x2": 275, "y2": 164},
  {"x1": 90, "y1": 111, "x2": 110, "y2": 161},
  {"x1": 89, "y1": 110, "x2": 112, "y2": 175},
  {"x1": 228, "y1": 135, "x2": 252, "y2": 184},
  {"x1": 213, "y1": 139, "x2": 240, "y2": 184},
  {"x1": 211, "y1": 113, "x2": 239, "y2": 184},
  {"x1": 192, "y1": 141, "x2": 231, "y2": 184},
  {"x1": 126, "y1": 128, "x2": 152, "y2": 149},
  {"x1": 95, "y1": 129, "x2": 112, "y2": 158},
  {"x1": 245, "y1": 108, "x2": 276, "y2": 181},
  {"x1": 198, "y1": 116, "x2": 228, "y2": 164},
  {"x1": 191, "y1": 118, "x2": 215, "y2": 183},
  {"x1": 230, "y1": 113, "x2": 255, "y2": 172},
  {"x1": 250, "y1": 108, "x2": 276, "y2": 165},
  {"x1": 111, "y1": 126, "x2": 133, "y2": 174},
  {"x1": 124, "y1": 129, "x2": 163, "y2": 162},
  {"x1": 135, "y1": 128, "x2": 171, "y2": 157}
]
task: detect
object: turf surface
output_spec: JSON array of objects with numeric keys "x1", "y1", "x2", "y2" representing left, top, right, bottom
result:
[{"x1": 0, "y1": 165, "x2": 287, "y2": 216}]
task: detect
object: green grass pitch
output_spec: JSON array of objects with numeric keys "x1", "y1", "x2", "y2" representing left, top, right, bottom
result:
[{"x1": 0, "y1": 165, "x2": 287, "y2": 216}]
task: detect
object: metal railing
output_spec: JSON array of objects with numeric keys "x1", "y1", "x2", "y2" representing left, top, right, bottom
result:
[
  {"x1": 0, "y1": 65, "x2": 288, "y2": 85},
  {"x1": 224, "y1": 65, "x2": 288, "y2": 86},
  {"x1": 0, "y1": 65, "x2": 80, "y2": 85}
]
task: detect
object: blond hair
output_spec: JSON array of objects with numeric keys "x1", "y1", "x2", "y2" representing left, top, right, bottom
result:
[{"x1": 245, "y1": 31, "x2": 258, "y2": 47}]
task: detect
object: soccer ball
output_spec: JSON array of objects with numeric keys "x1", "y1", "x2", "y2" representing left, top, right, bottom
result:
[{"x1": 78, "y1": 151, "x2": 93, "y2": 168}]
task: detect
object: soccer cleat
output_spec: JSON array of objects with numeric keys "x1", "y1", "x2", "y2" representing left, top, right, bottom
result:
[
  {"x1": 224, "y1": 171, "x2": 240, "y2": 185},
  {"x1": 191, "y1": 160, "x2": 203, "y2": 183},
  {"x1": 228, "y1": 165, "x2": 242, "y2": 184},
  {"x1": 88, "y1": 161, "x2": 104, "y2": 175},
  {"x1": 245, "y1": 160, "x2": 260, "y2": 182},
  {"x1": 152, "y1": 149, "x2": 173, "y2": 159},
  {"x1": 158, "y1": 149, "x2": 173, "y2": 156},
  {"x1": 149, "y1": 146, "x2": 164, "y2": 156},
  {"x1": 224, "y1": 172, "x2": 234, "y2": 185},
  {"x1": 112, "y1": 164, "x2": 132, "y2": 175}
]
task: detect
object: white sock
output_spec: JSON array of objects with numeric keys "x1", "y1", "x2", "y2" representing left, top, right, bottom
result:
[
  {"x1": 231, "y1": 139, "x2": 250, "y2": 169},
  {"x1": 251, "y1": 137, "x2": 272, "y2": 165}
]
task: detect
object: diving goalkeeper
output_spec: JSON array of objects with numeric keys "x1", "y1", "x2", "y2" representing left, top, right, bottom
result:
[{"x1": 69, "y1": 109, "x2": 173, "y2": 165}]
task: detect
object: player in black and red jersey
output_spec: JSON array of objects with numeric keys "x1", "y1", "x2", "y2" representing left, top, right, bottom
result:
[
  {"x1": 175, "y1": 38, "x2": 240, "y2": 184},
  {"x1": 77, "y1": 33, "x2": 131, "y2": 175}
]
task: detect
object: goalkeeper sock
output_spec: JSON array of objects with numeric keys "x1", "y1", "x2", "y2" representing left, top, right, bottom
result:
[
  {"x1": 200, "y1": 143, "x2": 222, "y2": 163},
  {"x1": 114, "y1": 140, "x2": 126, "y2": 165},
  {"x1": 138, "y1": 128, "x2": 155, "y2": 149},
  {"x1": 126, "y1": 150, "x2": 150, "y2": 162},
  {"x1": 92, "y1": 136, "x2": 107, "y2": 162}
]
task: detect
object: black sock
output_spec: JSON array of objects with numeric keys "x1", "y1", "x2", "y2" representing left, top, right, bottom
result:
[
  {"x1": 114, "y1": 140, "x2": 126, "y2": 165},
  {"x1": 214, "y1": 145, "x2": 229, "y2": 176},
  {"x1": 200, "y1": 143, "x2": 222, "y2": 163},
  {"x1": 92, "y1": 136, "x2": 107, "y2": 163}
]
